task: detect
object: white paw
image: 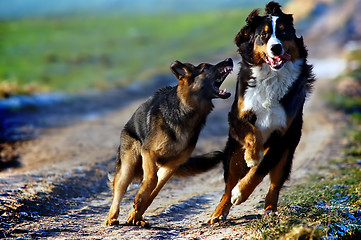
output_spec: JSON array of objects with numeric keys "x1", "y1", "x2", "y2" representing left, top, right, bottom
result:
[
  {"x1": 231, "y1": 186, "x2": 242, "y2": 205},
  {"x1": 245, "y1": 159, "x2": 259, "y2": 168},
  {"x1": 244, "y1": 150, "x2": 263, "y2": 168}
]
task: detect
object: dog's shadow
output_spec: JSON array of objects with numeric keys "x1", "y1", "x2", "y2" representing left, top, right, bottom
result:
[
  {"x1": 151, "y1": 195, "x2": 212, "y2": 223},
  {"x1": 228, "y1": 214, "x2": 263, "y2": 225}
]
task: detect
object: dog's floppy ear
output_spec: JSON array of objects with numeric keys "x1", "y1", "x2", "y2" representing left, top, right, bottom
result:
[
  {"x1": 234, "y1": 25, "x2": 252, "y2": 47},
  {"x1": 170, "y1": 60, "x2": 191, "y2": 80},
  {"x1": 234, "y1": 9, "x2": 260, "y2": 47},
  {"x1": 265, "y1": 1, "x2": 283, "y2": 15}
]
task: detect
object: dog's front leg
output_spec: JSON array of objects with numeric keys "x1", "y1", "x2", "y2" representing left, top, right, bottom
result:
[
  {"x1": 229, "y1": 112, "x2": 264, "y2": 168},
  {"x1": 208, "y1": 148, "x2": 248, "y2": 224},
  {"x1": 231, "y1": 166, "x2": 265, "y2": 205}
]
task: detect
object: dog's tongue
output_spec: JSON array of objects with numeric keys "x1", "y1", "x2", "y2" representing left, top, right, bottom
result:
[
  {"x1": 272, "y1": 53, "x2": 291, "y2": 64},
  {"x1": 280, "y1": 52, "x2": 291, "y2": 60},
  {"x1": 267, "y1": 52, "x2": 291, "y2": 68}
]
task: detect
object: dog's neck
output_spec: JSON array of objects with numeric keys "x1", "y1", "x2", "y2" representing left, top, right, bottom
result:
[
  {"x1": 176, "y1": 86, "x2": 214, "y2": 121},
  {"x1": 249, "y1": 59, "x2": 303, "y2": 102}
]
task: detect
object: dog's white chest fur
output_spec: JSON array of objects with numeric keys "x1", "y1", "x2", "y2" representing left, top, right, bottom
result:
[{"x1": 243, "y1": 60, "x2": 302, "y2": 142}]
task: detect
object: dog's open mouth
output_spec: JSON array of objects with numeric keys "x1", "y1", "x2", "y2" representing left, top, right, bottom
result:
[
  {"x1": 213, "y1": 58, "x2": 233, "y2": 99},
  {"x1": 214, "y1": 64, "x2": 233, "y2": 99},
  {"x1": 264, "y1": 51, "x2": 291, "y2": 70}
]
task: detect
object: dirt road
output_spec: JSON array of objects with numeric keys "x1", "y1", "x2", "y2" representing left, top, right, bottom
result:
[{"x1": 0, "y1": 53, "x2": 347, "y2": 239}]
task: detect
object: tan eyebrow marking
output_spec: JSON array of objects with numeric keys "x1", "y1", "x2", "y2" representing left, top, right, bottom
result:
[
  {"x1": 264, "y1": 25, "x2": 269, "y2": 32},
  {"x1": 279, "y1": 24, "x2": 285, "y2": 30}
]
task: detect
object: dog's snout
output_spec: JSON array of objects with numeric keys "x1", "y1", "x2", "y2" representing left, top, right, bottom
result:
[
  {"x1": 270, "y1": 44, "x2": 283, "y2": 56},
  {"x1": 225, "y1": 58, "x2": 233, "y2": 66}
]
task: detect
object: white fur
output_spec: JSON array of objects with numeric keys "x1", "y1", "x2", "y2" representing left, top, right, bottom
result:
[
  {"x1": 246, "y1": 159, "x2": 259, "y2": 168},
  {"x1": 242, "y1": 59, "x2": 303, "y2": 142},
  {"x1": 267, "y1": 16, "x2": 283, "y2": 58},
  {"x1": 231, "y1": 183, "x2": 242, "y2": 205}
]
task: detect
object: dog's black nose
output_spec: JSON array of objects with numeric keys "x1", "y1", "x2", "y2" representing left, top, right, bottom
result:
[
  {"x1": 271, "y1": 44, "x2": 283, "y2": 56},
  {"x1": 225, "y1": 58, "x2": 233, "y2": 65}
]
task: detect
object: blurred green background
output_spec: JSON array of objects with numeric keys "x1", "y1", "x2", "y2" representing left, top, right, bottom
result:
[{"x1": 0, "y1": 0, "x2": 288, "y2": 97}]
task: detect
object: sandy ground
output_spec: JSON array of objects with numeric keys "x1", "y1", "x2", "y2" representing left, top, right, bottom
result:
[{"x1": 0, "y1": 49, "x2": 348, "y2": 239}]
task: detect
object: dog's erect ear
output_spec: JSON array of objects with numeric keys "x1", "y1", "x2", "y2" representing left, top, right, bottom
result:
[
  {"x1": 170, "y1": 60, "x2": 191, "y2": 80},
  {"x1": 234, "y1": 9, "x2": 260, "y2": 47},
  {"x1": 265, "y1": 1, "x2": 283, "y2": 16}
]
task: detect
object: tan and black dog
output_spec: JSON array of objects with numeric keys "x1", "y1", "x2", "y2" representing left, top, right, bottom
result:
[
  {"x1": 207, "y1": 2, "x2": 315, "y2": 223},
  {"x1": 104, "y1": 58, "x2": 233, "y2": 227}
]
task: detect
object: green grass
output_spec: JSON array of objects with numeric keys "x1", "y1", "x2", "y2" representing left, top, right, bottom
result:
[
  {"x1": 0, "y1": 10, "x2": 249, "y2": 96},
  {"x1": 246, "y1": 152, "x2": 361, "y2": 239}
]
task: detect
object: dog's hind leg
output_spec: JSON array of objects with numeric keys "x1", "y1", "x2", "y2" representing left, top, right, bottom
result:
[
  {"x1": 130, "y1": 165, "x2": 177, "y2": 226},
  {"x1": 127, "y1": 150, "x2": 193, "y2": 227},
  {"x1": 105, "y1": 146, "x2": 140, "y2": 226},
  {"x1": 208, "y1": 149, "x2": 247, "y2": 224},
  {"x1": 265, "y1": 112, "x2": 303, "y2": 212},
  {"x1": 143, "y1": 151, "x2": 193, "y2": 212},
  {"x1": 264, "y1": 150, "x2": 292, "y2": 213},
  {"x1": 126, "y1": 149, "x2": 158, "y2": 227},
  {"x1": 265, "y1": 118, "x2": 302, "y2": 212}
]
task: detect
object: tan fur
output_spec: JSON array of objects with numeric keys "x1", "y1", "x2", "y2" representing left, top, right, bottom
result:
[
  {"x1": 237, "y1": 97, "x2": 246, "y2": 117},
  {"x1": 253, "y1": 43, "x2": 268, "y2": 66},
  {"x1": 264, "y1": 25, "x2": 270, "y2": 32}
]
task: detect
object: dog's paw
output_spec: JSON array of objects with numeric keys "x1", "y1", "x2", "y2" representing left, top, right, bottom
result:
[
  {"x1": 207, "y1": 215, "x2": 226, "y2": 224},
  {"x1": 231, "y1": 186, "x2": 243, "y2": 205},
  {"x1": 264, "y1": 205, "x2": 278, "y2": 215},
  {"x1": 244, "y1": 149, "x2": 263, "y2": 168},
  {"x1": 245, "y1": 159, "x2": 259, "y2": 168},
  {"x1": 263, "y1": 210, "x2": 279, "y2": 220},
  {"x1": 104, "y1": 218, "x2": 119, "y2": 226},
  {"x1": 126, "y1": 218, "x2": 150, "y2": 228}
]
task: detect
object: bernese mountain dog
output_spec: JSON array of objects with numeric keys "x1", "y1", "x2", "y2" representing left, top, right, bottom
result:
[{"x1": 208, "y1": 1, "x2": 315, "y2": 223}]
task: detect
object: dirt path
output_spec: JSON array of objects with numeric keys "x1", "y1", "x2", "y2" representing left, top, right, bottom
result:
[{"x1": 0, "y1": 54, "x2": 347, "y2": 239}]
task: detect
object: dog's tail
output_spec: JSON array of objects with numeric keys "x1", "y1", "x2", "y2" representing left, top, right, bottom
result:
[
  {"x1": 174, "y1": 151, "x2": 223, "y2": 177},
  {"x1": 107, "y1": 146, "x2": 121, "y2": 191}
]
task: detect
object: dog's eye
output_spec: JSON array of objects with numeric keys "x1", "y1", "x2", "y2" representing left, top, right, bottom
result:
[{"x1": 261, "y1": 32, "x2": 268, "y2": 39}]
